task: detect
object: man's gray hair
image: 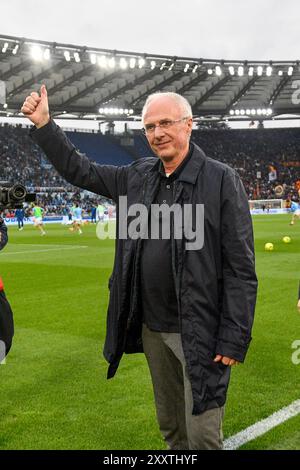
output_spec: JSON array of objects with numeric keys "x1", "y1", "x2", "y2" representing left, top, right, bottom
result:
[{"x1": 142, "y1": 92, "x2": 193, "y2": 122}]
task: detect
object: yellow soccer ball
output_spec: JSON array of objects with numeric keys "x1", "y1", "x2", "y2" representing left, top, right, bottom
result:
[
  {"x1": 283, "y1": 236, "x2": 291, "y2": 244},
  {"x1": 265, "y1": 242, "x2": 274, "y2": 251}
]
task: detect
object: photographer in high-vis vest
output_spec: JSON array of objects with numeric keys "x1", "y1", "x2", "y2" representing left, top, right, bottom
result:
[{"x1": 0, "y1": 216, "x2": 14, "y2": 362}]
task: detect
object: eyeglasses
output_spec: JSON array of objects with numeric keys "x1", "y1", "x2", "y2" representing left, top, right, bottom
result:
[{"x1": 142, "y1": 117, "x2": 189, "y2": 135}]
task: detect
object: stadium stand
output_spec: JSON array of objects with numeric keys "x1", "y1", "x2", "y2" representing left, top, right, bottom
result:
[
  {"x1": 1, "y1": 123, "x2": 300, "y2": 214},
  {"x1": 64, "y1": 130, "x2": 133, "y2": 166},
  {"x1": 1, "y1": 34, "x2": 300, "y2": 120}
]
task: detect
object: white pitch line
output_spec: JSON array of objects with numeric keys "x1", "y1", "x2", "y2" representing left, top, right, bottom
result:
[
  {"x1": 224, "y1": 398, "x2": 300, "y2": 450},
  {"x1": 0, "y1": 246, "x2": 88, "y2": 255}
]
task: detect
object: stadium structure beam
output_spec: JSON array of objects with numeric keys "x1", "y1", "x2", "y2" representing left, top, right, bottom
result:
[
  {"x1": 175, "y1": 72, "x2": 208, "y2": 94},
  {"x1": 7, "y1": 59, "x2": 66, "y2": 98},
  {"x1": 269, "y1": 75, "x2": 293, "y2": 107},
  {"x1": 59, "y1": 70, "x2": 122, "y2": 107},
  {"x1": 272, "y1": 107, "x2": 300, "y2": 115},
  {"x1": 192, "y1": 75, "x2": 232, "y2": 110},
  {"x1": 45, "y1": 63, "x2": 96, "y2": 95},
  {"x1": 129, "y1": 72, "x2": 184, "y2": 110},
  {"x1": 225, "y1": 76, "x2": 261, "y2": 113},
  {"x1": 2, "y1": 34, "x2": 300, "y2": 120},
  {"x1": 93, "y1": 67, "x2": 163, "y2": 109},
  {"x1": 0, "y1": 58, "x2": 32, "y2": 81}
]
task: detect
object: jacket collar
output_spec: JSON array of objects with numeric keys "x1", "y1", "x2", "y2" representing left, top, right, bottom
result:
[{"x1": 148, "y1": 142, "x2": 206, "y2": 185}]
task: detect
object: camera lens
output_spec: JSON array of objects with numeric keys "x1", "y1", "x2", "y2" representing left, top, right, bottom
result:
[{"x1": 9, "y1": 184, "x2": 26, "y2": 201}]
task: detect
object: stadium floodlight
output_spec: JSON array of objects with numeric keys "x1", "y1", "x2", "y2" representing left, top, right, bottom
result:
[
  {"x1": 119, "y1": 108, "x2": 124, "y2": 114},
  {"x1": 246, "y1": 109, "x2": 251, "y2": 115},
  {"x1": 257, "y1": 108, "x2": 262, "y2": 115},
  {"x1": 129, "y1": 109, "x2": 134, "y2": 114},
  {"x1": 257, "y1": 66, "x2": 263, "y2": 76},
  {"x1": 12, "y1": 44, "x2": 19, "y2": 55},
  {"x1": 104, "y1": 107, "x2": 109, "y2": 113},
  {"x1": 228, "y1": 66, "x2": 235, "y2": 75},
  {"x1": 64, "y1": 50, "x2": 71, "y2": 62},
  {"x1": 150, "y1": 60, "x2": 156, "y2": 69},
  {"x1": 108, "y1": 57, "x2": 115, "y2": 68},
  {"x1": 238, "y1": 66, "x2": 244, "y2": 76},
  {"x1": 138, "y1": 58, "x2": 146, "y2": 68},
  {"x1": 266, "y1": 66, "x2": 272, "y2": 76},
  {"x1": 74, "y1": 52, "x2": 80, "y2": 63},
  {"x1": 267, "y1": 108, "x2": 273, "y2": 115},
  {"x1": 31, "y1": 45, "x2": 43, "y2": 61},
  {"x1": 240, "y1": 109, "x2": 245, "y2": 115},
  {"x1": 120, "y1": 57, "x2": 128, "y2": 69},
  {"x1": 99, "y1": 107, "x2": 104, "y2": 113},
  {"x1": 229, "y1": 110, "x2": 235, "y2": 115},
  {"x1": 192, "y1": 64, "x2": 198, "y2": 73},
  {"x1": 2, "y1": 42, "x2": 8, "y2": 53},
  {"x1": 44, "y1": 48, "x2": 50, "y2": 60},
  {"x1": 215, "y1": 65, "x2": 222, "y2": 76},
  {"x1": 98, "y1": 55, "x2": 107, "y2": 68},
  {"x1": 288, "y1": 66, "x2": 293, "y2": 76},
  {"x1": 3, "y1": 103, "x2": 7, "y2": 109},
  {"x1": 278, "y1": 70, "x2": 283, "y2": 76},
  {"x1": 129, "y1": 58, "x2": 136, "y2": 69},
  {"x1": 251, "y1": 109, "x2": 256, "y2": 115},
  {"x1": 248, "y1": 66, "x2": 254, "y2": 76},
  {"x1": 124, "y1": 108, "x2": 129, "y2": 114},
  {"x1": 90, "y1": 53, "x2": 97, "y2": 65},
  {"x1": 262, "y1": 109, "x2": 267, "y2": 115},
  {"x1": 207, "y1": 68, "x2": 213, "y2": 75},
  {"x1": 184, "y1": 64, "x2": 190, "y2": 73},
  {"x1": 234, "y1": 110, "x2": 240, "y2": 115}
]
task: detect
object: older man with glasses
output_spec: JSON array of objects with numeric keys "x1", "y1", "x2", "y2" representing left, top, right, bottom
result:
[{"x1": 21, "y1": 87, "x2": 257, "y2": 450}]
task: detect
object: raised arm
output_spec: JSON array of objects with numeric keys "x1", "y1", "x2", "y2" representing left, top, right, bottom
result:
[{"x1": 21, "y1": 86, "x2": 128, "y2": 201}]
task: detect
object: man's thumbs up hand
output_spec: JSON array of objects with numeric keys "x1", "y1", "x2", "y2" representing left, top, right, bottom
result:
[{"x1": 21, "y1": 84, "x2": 50, "y2": 128}]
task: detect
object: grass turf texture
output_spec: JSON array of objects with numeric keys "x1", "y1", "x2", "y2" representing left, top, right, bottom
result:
[{"x1": 0, "y1": 215, "x2": 299, "y2": 450}]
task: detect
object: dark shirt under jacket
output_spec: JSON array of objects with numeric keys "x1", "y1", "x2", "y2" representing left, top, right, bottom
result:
[{"x1": 140, "y1": 145, "x2": 193, "y2": 333}]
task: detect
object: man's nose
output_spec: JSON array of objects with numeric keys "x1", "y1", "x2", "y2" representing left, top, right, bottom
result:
[{"x1": 153, "y1": 124, "x2": 165, "y2": 138}]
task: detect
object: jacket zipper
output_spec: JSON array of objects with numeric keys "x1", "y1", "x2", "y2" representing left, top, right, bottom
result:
[{"x1": 126, "y1": 173, "x2": 149, "y2": 330}]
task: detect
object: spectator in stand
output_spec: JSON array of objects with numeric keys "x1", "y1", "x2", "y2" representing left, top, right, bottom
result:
[{"x1": 1, "y1": 121, "x2": 300, "y2": 203}]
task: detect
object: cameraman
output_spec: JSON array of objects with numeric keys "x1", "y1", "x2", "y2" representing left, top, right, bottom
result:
[{"x1": 0, "y1": 216, "x2": 14, "y2": 361}]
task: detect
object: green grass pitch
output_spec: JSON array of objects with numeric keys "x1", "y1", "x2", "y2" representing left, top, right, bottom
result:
[{"x1": 0, "y1": 214, "x2": 299, "y2": 450}]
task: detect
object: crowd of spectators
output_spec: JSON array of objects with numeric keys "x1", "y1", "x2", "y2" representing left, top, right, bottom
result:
[
  {"x1": 1, "y1": 123, "x2": 299, "y2": 217},
  {"x1": 0, "y1": 123, "x2": 110, "y2": 216},
  {"x1": 191, "y1": 127, "x2": 300, "y2": 201},
  {"x1": 0, "y1": 124, "x2": 70, "y2": 189}
]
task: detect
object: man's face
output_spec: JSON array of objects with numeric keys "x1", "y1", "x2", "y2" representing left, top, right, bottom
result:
[{"x1": 143, "y1": 97, "x2": 192, "y2": 162}]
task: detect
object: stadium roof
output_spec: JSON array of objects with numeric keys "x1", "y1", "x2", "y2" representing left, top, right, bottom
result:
[{"x1": 1, "y1": 34, "x2": 300, "y2": 123}]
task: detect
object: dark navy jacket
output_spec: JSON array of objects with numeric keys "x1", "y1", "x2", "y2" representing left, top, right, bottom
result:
[{"x1": 31, "y1": 120, "x2": 257, "y2": 414}]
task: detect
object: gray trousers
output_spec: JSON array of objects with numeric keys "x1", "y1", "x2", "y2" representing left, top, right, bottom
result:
[{"x1": 142, "y1": 324, "x2": 224, "y2": 450}]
